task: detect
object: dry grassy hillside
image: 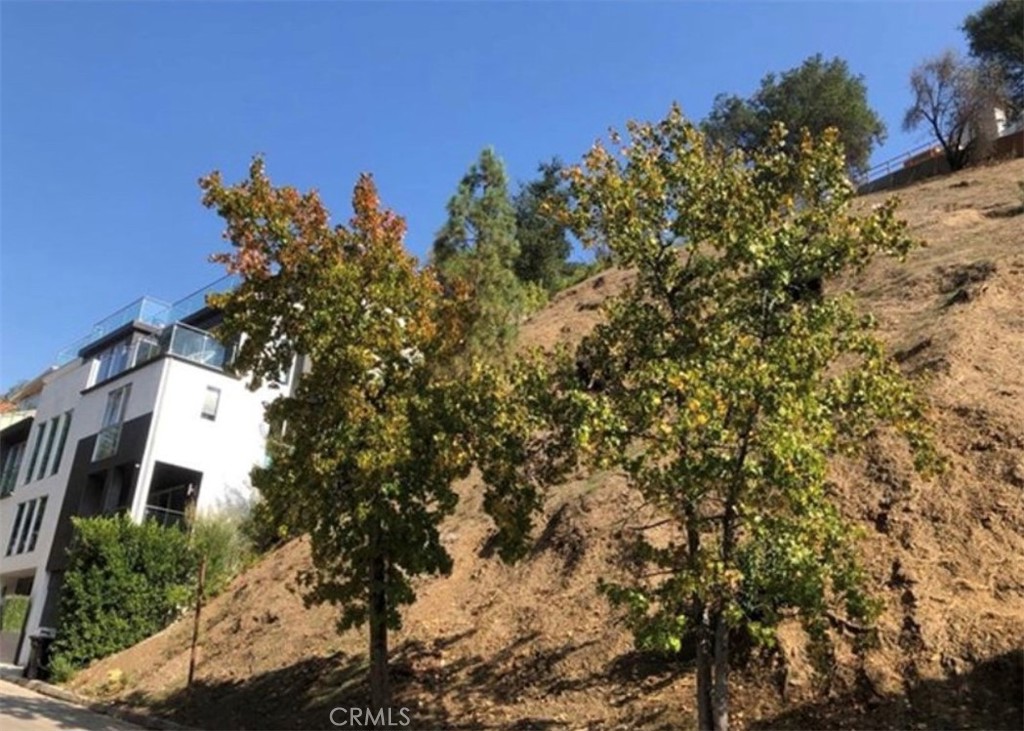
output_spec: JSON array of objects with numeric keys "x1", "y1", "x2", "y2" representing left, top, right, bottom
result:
[{"x1": 70, "y1": 160, "x2": 1024, "y2": 730}]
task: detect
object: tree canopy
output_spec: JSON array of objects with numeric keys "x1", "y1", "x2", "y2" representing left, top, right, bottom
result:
[
  {"x1": 903, "y1": 50, "x2": 1001, "y2": 171},
  {"x1": 962, "y1": 0, "x2": 1024, "y2": 117},
  {"x1": 201, "y1": 160, "x2": 477, "y2": 710},
  {"x1": 514, "y1": 158, "x2": 573, "y2": 293},
  {"x1": 553, "y1": 107, "x2": 938, "y2": 731},
  {"x1": 433, "y1": 148, "x2": 536, "y2": 357},
  {"x1": 702, "y1": 54, "x2": 886, "y2": 176}
]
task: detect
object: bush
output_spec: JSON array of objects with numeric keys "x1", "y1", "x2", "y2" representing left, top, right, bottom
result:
[
  {"x1": 191, "y1": 514, "x2": 253, "y2": 598},
  {"x1": 239, "y1": 495, "x2": 295, "y2": 554},
  {"x1": 50, "y1": 515, "x2": 197, "y2": 672},
  {"x1": 48, "y1": 654, "x2": 76, "y2": 684},
  {"x1": 0, "y1": 594, "x2": 29, "y2": 632}
]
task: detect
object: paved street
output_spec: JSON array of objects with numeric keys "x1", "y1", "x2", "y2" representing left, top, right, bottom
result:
[{"x1": 0, "y1": 680, "x2": 142, "y2": 731}]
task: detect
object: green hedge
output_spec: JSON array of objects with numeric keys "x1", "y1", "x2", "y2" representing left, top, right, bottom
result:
[{"x1": 50, "y1": 515, "x2": 197, "y2": 674}]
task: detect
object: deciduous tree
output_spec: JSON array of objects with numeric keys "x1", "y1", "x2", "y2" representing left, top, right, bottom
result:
[
  {"x1": 200, "y1": 160, "x2": 476, "y2": 712},
  {"x1": 903, "y1": 50, "x2": 1001, "y2": 171},
  {"x1": 557, "y1": 107, "x2": 938, "y2": 731}
]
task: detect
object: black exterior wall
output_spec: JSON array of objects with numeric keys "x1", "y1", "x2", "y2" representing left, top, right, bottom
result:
[{"x1": 40, "y1": 412, "x2": 153, "y2": 628}]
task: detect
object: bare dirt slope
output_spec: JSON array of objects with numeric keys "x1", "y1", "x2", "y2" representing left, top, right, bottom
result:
[{"x1": 70, "y1": 160, "x2": 1024, "y2": 730}]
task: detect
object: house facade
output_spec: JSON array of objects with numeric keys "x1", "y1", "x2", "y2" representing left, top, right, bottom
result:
[{"x1": 0, "y1": 275, "x2": 287, "y2": 666}]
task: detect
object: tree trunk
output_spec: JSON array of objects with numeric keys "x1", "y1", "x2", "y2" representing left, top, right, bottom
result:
[
  {"x1": 368, "y1": 531, "x2": 391, "y2": 718},
  {"x1": 695, "y1": 604, "x2": 714, "y2": 731},
  {"x1": 686, "y1": 503, "x2": 713, "y2": 731},
  {"x1": 712, "y1": 609, "x2": 730, "y2": 731}
]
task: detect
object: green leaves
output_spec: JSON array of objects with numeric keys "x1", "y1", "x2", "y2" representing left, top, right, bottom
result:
[
  {"x1": 51, "y1": 515, "x2": 197, "y2": 673},
  {"x1": 433, "y1": 148, "x2": 538, "y2": 359},
  {"x1": 702, "y1": 54, "x2": 887, "y2": 176},
  {"x1": 203, "y1": 164, "x2": 474, "y2": 634},
  {"x1": 560, "y1": 107, "x2": 935, "y2": 662}
]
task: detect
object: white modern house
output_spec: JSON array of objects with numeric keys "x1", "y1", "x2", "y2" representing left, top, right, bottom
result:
[{"x1": 0, "y1": 275, "x2": 288, "y2": 666}]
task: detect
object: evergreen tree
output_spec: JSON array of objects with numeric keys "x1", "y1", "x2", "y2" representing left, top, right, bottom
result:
[
  {"x1": 514, "y1": 159, "x2": 572, "y2": 292},
  {"x1": 702, "y1": 54, "x2": 886, "y2": 176},
  {"x1": 963, "y1": 0, "x2": 1024, "y2": 118},
  {"x1": 433, "y1": 148, "x2": 533, "y2": 358}
]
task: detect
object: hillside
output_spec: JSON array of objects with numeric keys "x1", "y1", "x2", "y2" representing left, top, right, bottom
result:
[{"x1": 70, "y1": 159, "x2": 1024, "y2": 730}]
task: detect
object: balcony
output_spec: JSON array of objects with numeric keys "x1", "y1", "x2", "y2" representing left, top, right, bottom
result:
[
  {"x1": 162, "y1": 323, "x2": 230, "y2": 370},
  {"x1": 56, "y1": 297, "x2": 171, "y2": 364},
  {"x1": 56, "y1": 274, "x2": 238, "y2": 365},
  {"x1": 144, "y1": 505, "x2": 187, "y2": 530},
  {"x1": 86, "y1": 322, "x2": 231, "y2": 388},
  {"x1": 165, "y1": 274, "x2": 239, "y2": 325},
  {"x1": 92, "y1": 424, "x2": 122, "y2": 461}
]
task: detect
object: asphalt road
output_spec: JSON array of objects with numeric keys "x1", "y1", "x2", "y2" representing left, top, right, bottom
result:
[{"x1": 0, "y1": 680, "x2": 142, "y2": 731}]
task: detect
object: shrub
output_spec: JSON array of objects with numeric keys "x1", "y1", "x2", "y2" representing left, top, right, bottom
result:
[
  {"x1": 239, "y1": 496, "x2": 294, "y2": 554},
  {"x1": 50, "y1": 515, "x2": 196, "y2": 672},
  {"x1": 191, "y1": 513, "x2": 253, "y2": 598},
  {"x1": 48, "y1": 654, "x2": 76, "y2": 683}
]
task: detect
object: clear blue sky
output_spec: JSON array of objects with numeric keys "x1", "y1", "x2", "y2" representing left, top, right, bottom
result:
[{"x1": 1, "y1": 0, "x2": 982, "y2": 389}]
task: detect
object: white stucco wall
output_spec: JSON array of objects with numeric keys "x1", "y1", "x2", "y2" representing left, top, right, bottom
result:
[{"x1": 133, "y1": 358, "x2": 280, "y2": 518}]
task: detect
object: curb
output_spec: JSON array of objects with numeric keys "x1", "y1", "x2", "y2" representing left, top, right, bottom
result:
[{"x1": 0, "y1": 672, "x2": 192, "y2": 731}]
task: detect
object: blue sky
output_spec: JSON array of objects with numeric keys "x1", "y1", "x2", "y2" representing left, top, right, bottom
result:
[{"x1": 1, "y1": 0, "x2": 982, "y2": 389}]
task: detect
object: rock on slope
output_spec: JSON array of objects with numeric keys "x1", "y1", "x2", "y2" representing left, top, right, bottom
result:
[{"x1": 70, "y1": 159, "x2": 1024, "y2": 730}]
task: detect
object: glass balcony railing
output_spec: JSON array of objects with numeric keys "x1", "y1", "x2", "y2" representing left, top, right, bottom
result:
[
  {"x1": 92, "y1": 424, "x2": 122, "y2": 461},
  {"x1": 144, "y1": 505, "x2": 187, "y2": 529},
  {"x1": 56, "y1": 296, "x2": 171, "y2": 364},
  {"x1": 163, "y1": 323, "x2": 229, "y2": 369},
  {"x1": 165, "y1": 274, "x2": 239, "y2": 325},
  {"x1": 86, "y1": 323, "x2": 230, "y2": 387},
  {"x1": 55, "y1": 274, "x2": 239, "y2": 365}
]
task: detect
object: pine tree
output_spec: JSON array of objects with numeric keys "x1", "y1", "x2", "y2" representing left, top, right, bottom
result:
[
  {"x1": 514, "y1": 159, "x2": 572, "y2": 292},
  {"x1": 433, "y1": 148, "x2": 534, "y2": 357}
]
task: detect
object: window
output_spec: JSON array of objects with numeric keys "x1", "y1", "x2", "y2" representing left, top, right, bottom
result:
[
  {"x1": 0, "y1": 441, "x2": 26, "y2": 496},
  {"x1": 93, "y1": 385, "x2": 131, "y2": 462},
  {"x1": 36, "y1": 416, "x2": 59, "y2": 481},
  {"x1": 102, "y1": 385, "x2": 130, "y2": 428},
  {"x1": 23, "y1": 423, "x2": 45, "y2": 485},
  {"x1": 5, "y1": 502, "x2": 25, "y2": 555},
  {"x1": 14, "y1": 499, "x2": 36, "y2": 554},
  {"x1": 95, "y1": 339, "x2": 131, "y2": 383},
  {"x1": 50, "y1": 410, "x2": 73, "y2": 476},
  {"x1": 5, "y1": 497, "x2": 46, "y2": 556},
  {"x1": 27, "y1": 496, "x2": 47, "y2": 552},
  {"x1": 200, "y1": 387, "x2": 221, "y2": 421},
  {"x1": 134, "y1": 336, "x2": 160, "y2": 366}
]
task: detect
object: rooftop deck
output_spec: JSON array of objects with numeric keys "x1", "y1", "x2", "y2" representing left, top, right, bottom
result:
[{"x1": 56, "y1": 274, "x2": 239, "y2": 365}]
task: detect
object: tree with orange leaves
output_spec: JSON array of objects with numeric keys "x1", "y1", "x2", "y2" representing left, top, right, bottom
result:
[{"x1": 200, "y1": 158, "x2": 477, "y2": 712}]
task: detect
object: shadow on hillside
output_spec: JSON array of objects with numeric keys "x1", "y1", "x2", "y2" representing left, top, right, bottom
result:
[
  {"x1": 752, "y1": 649, "x2": 1024, "y2": 731},
  {"x1": 115, "y1": 629, "x2": 597, "y2": 730},
  {"x1": 114, "y1": 635, "x2": 1022, "y2": 730}
]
